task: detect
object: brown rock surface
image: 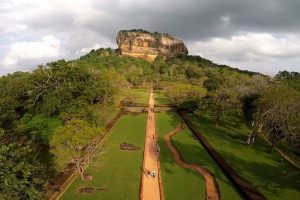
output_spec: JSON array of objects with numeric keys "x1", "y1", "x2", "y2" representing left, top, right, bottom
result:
[{"x1": 116, "y1": 29, "x2": 188, "y2": 61}]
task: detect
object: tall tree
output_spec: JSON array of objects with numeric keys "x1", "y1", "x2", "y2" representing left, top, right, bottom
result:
[
  {"x1": 256, "y1": 85, "x2": 300, "y2": 152},
  {"x1": 50, "y1": 119, "x2": 100, "y2": 180},
  {"x1": 0, "y1": 137, "x2": 47, "y2": 200}
]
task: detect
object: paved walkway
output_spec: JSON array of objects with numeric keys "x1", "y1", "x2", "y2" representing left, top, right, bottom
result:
[{"x1": 140, "y1": 89, "x2": 162, "y2": 200}]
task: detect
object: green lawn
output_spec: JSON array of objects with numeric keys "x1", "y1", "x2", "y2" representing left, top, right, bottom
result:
[
  {"x1": 61, "y1": 113, "x2": 147, "y2": 200},
  {"x1": 154, "y1": 91, "x2": 170, "y2": 105},
  {"x1": 121, "y1": 87, "x2": 149, "y2": 105},
  {"x1": 189, "y1": 111, "x2": 300, "y2": 200},
  {"x1": 156, "y1": 112, "x2": 242, "y2": 200}
]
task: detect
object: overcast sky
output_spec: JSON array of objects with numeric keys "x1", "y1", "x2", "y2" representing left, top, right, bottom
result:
[{"x1": 1, "y1": 0, "x2": 300, "y2": 76}]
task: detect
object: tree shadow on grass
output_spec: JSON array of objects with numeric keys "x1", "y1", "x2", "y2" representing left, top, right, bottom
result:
[
  {"x1": 189, "y1": 114, "x2": 246, "y2": 146},
  {"x1": 171, "y1": 136, "x2": 235, "y2": 187},
  {"x1": 217, "y1": 149, "x2": 300, "y2": 197}
]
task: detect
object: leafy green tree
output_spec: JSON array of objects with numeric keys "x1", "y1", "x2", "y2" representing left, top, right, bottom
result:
[
  {"x1": 0, "y1": 138, "x2": 47, "y2": 200},
  {"x1": 275, "y1": 71, "x2": 300, "y2": 91},
  {"x1": 185, "y1": 65, "x2": 204, "y2": 79},
  {"x1": 256, "y1": 85, "x2": 300, "y2": 152},
  {"x1": 164, "y1": 82, "x2": 206, "y2": 106},
  {"x1": 202, "y1": 88, "x2": 239, "y2": 125},
  {"x1": 50, "y1": 119, "x2": 100, "y2": 180},
  {"x1": 15, "y1": 114, "x2": 62, "y2": 144}
]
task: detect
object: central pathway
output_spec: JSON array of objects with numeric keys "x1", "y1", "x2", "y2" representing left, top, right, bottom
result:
[{"x1": 140, "y1": 88, "x2": 162, "y2": 200}]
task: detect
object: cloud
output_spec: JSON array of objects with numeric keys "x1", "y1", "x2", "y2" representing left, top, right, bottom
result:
[
  {"x1": 76, "y1": 41, "x2": 114, "y2": 55},
  {"x1": 0, "y1": 0, "x2": 300, "y2": 75},
  {"x1": 188, "y1": 33, "x2": 300, "y2": 74},
  {"x1": 1, "y1": 35, "x2": 63, "y2": 69},
  {"x1": 190, "y1": 33, "x2": 300, "y2": 60}
]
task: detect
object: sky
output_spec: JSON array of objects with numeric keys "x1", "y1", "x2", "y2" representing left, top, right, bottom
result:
[{"x1": 0, "y1": 0, "x2": 300, "y2": 76}]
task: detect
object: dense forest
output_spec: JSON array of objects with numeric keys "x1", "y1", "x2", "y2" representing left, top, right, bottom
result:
[{"x1": 0, "y1": 48, "x2": 299, "y2": 199}]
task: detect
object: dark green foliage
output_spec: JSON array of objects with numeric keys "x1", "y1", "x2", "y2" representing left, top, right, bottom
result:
[
  {"x1": 177, "y1": 99, "x2": 199, "y2": 112},
  {"x1": 275, "y1": 71, "x2": 300, "y2": 91},
  {"x1": 76, "y1": 48, "x2": 153, "y2": 85},
  {"x1": 0, "y1": 50, "x2": 124, "y2": 198},
  {"x1": 15, "y1": 114, "x2": 62, "y2": 144},
  {"x1": 0, "y1": 138, "x2": 48, "y2": 200},
  {"x1": 203, "y1": 71, "x2": 224, "y2": 91},
  {"x1": 241, "y1": 94, "x2": 260, "y2": 124},
  {"x1": 256, "y1": 85, "x2": 300, "y2": 152}
]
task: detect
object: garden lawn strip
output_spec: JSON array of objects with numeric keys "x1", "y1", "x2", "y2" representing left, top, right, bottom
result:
[
  {"x1": 189, "y1": 111, "x2": 300, "y2": 200},
  {"x1": 164, "y1": 124, "x2": 220, "y2": 200},
  {"x1": 156, "y1": 111, "x2": 205, "y2": 200},
  {"x1": 60, "y1": 113, "x2": 147, "y2": 200}
]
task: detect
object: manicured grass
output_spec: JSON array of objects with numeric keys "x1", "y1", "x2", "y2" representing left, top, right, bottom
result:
[
  {"x1": 131, "y1": 88, "x2": 149, "y2": 104},
  {"x1": 156, "y1": 111, "x2": 205, "y2": 200},
  {"x1": 189, "y1": 111, "x2": 300, "y2": 200},
  {"x1": 61, "y1": 113, "x2": 147, "y2": 200},
  {"x1": 156, "y1": 112, "x2": 242, "y2": 200},
  {"x1": 121, "y1": 87, "x2": 149, "y2": 105},
  {"x1": 154, "y1": 91, "x2": 170, "y2": 105}
]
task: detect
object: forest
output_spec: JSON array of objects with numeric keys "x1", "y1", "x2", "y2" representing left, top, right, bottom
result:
[{"x1": 0, "y1": 48, "x2": 299, "y2": 199}]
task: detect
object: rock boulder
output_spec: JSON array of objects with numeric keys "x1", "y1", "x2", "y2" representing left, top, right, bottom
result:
[{"x1": 116, "y1": 29, "x2": 188, "y2": 62}]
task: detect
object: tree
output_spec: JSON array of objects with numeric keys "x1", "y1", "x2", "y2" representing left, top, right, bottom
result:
[
  {"x1": 256, "y1": 85, "x2": 300, "y2": 152},
  {"x1": 15, "y1": 114, "x2": 62, "y2": 144},
  {"x1": 275, "y1": 71, "x2": 300, "y2": 91},
  {"x1": 201, "y1": 88, "x2": 238, "y2": 125},
  {"x1": 164, "y1": 82, "x2": 206, "y2": 107},
  {"x1": 50, "y1": 119, "x2": 100, "y2": 180},
  {"x1": 0, "y1": 138, "x2": 47, "y2": 200}
]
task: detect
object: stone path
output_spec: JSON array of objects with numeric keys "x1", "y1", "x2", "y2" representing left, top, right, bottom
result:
[{"x1": 140, "y1": 89, "x2": 162, "y2": 200}]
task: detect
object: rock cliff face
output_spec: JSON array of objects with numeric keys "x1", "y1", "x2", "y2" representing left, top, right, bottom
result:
[{"x1": 116, "y1": 30, "x2": 188, "y2": 62}]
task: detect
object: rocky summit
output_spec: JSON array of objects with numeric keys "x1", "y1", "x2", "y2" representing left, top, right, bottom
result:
[{"x1": 116, "y1": 29, "x2": 188, "y2": 62}]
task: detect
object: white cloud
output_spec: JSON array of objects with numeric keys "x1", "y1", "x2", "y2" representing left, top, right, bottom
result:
[
  {"x1": 77, "y1": 43, "x2": 101, "y2": 55},
  {"x1": 0, "y1": 0, "x2": 300, "y2": 76},
  {"x1": 191, "y1": 33, "x2": 300, "y2": 60},
  {"x1": 75, "y1": 40, "x2": 115, "y2": 56},
  {"x1": 188, "y1": 33, "x2": 300, "y2": 74},
  {"x1": 2, "y1": 35, "x2": 62, "y2": 68}
]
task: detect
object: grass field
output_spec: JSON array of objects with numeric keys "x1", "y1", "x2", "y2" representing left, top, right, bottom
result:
[
  {"x1": 155, "y1": 112, "x2": 205, "y2": 200},
  {"x1": 61, "y1": 113, "x2": 147, "y2": 200},
  {"x1": 189, "y1": 111, "x2": 300, "y2": 200},
  {"x1": 154, "y1": 91, "x2": 170, "y2": 105},
  {"x1": 121, "y1": 87, "x2": 149, "y2": 105},
  {"x1": 156, "y1": 112, "x2": 242, "y2": 200}
]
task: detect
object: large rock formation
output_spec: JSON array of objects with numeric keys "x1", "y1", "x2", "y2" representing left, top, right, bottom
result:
[{"x1": 116, "y1": 29, "x2": 188, "y2": 62}]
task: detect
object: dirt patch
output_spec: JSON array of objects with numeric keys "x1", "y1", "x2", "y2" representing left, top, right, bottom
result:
[
  {"x1": 120, "y1": 143, "x2": 140, "y2": 151},
  {"x1": 83, "y1": 174, "x2": 93, "y2": 181},
  {"x1": 78, "y1": 187, "x2": 95, "y2": 194}
]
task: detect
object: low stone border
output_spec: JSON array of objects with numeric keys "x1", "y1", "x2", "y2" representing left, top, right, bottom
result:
[{"x1": 178, "y1": 111, "x2": 266, "y2": 200}]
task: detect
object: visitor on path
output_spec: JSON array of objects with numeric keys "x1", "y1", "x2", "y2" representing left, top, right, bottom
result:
[{"x1": 150, "y1": 170, "x2": 156, "y2": 177}]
